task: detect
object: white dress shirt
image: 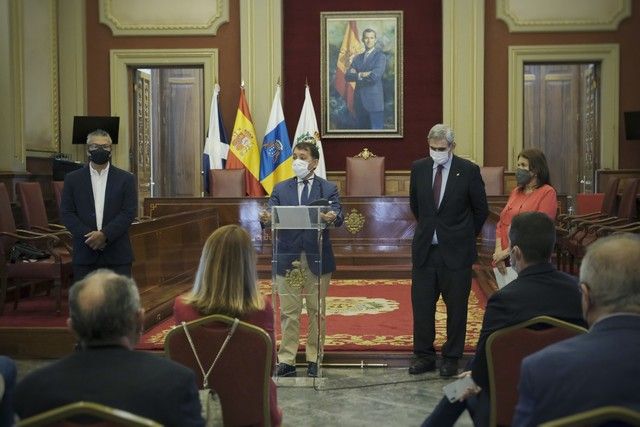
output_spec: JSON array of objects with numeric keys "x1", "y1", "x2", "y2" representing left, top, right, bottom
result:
[
  {"x1": 90, "y1": 163, "x2": 110, "y2": 231},
  {"x1": 431, "y1": 155, "x2": 452, "y2": 244}
]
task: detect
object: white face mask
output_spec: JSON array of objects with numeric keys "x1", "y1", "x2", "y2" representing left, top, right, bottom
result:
[
  {"x1": 430, "y1": 149, "x2": 450, "y2": 165},
  {"x1": 292, "y1": 158, "x2": 310, "y2": 179}
]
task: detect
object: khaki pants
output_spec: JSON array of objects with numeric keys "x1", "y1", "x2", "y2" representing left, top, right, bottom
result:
[{"x1": 276, "y1": 252, "x2": 331, "y2": 365}]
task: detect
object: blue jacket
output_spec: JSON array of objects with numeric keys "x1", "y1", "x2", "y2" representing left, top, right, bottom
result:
[
  {"x1": 268, "y1": 176, "x2": 343, "y2": 276},
  {"x1": 513, "y1": 314, "x2": 640, "y2": 426},
  {"x1": 345, "y1": 48, "x2": 387, "y2": 112},
  {"x1": 61, "y1": 164, "x2": 137, "y2": 266}
]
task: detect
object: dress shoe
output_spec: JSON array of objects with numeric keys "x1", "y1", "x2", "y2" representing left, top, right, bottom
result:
[
  {"x1": 408, "y1": 357, "x2": 436, "y2": 375},
  {"x1": 307, "y1": 362, "x2": 318, "y2": 377},
  {"x1": 439, "y1": 359, "x2": 459, "y2": 377},
  {"x1": 276, "y1": 362, "x2": 296, "y2": 377}
]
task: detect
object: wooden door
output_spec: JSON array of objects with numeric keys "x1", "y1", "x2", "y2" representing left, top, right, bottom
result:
[
  {"x1": 152, "y1": 67, "x2": 204, "y2": 197},
  {"x1": 523, "y1": 63, "x2": 599, "y2": 196},
  {"x1": 132, "y1": 69, "x2": 152, "y2": 215}
]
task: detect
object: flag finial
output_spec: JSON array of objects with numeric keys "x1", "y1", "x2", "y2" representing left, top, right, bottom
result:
[
  {"x1": 241, "y1": 80, "x2": 245, "y2": 89},
  {"x1": 277, "y1": 76, "x2": 281, "y2": 86},
  {"x1": 305, "y1": 77, "x2": 309, "y2": 88}
]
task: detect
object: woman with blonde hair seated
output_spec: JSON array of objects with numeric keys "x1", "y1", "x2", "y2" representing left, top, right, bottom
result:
[{"x1": 174, "y1": 224, "x2": 282, "y2": 426}]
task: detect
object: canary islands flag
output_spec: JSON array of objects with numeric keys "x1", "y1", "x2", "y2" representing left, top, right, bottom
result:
[
  {"x1": 226, "y1": 86, "x2": 265, "y2": 196},
  {"x1": 259, "y1": 85, "x2": 293, "y2": 195}
]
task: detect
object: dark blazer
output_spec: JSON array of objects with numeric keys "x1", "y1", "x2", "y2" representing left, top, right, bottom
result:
[
  {"x1": 513, "y1": 315, "x2": 640, "y2": 427},
  {"x1": 470, "y1": 262, "x2": 587, "y2": 390},
  {"x1": 345, "y1": 49, "x2": 387, "y2": 112},
  {"x1": 409, "y1": 155, "x2": 488, "y2": 270},
  {"x1": 268, "y1": 176, "x2": 343, "y2": 276},
  {"x1": 13, "y1": 345, "x2": 204, "y2": 427},
  {"x1": 61, "y1": 165, "x2": 137, "y2": 266}
]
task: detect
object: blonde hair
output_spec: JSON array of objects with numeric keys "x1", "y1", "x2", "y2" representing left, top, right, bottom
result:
[{"x1": 184, "y1": 224, "x2": 264, "y2": 316}]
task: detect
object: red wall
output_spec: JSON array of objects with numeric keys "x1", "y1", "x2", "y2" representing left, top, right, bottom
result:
[
  {"x1": 484, "y1": 0, "x2": 640, "y2": 169},
  {"x1": 283, "y1": 0, "x2": 443, "y2": 171}
]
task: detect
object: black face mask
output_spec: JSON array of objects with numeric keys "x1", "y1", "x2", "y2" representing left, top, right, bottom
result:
[{"x1": 89, "y1": 147, "x2": 111, "y2": 165}]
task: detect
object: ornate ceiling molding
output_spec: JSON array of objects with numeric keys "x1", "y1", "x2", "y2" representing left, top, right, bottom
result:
[
  {"x1": 99, "y1": 0, "x2": 229, "y2": 36},
  {"x1": 497, "y1": 0, "x2": 631, "y2": 32}
]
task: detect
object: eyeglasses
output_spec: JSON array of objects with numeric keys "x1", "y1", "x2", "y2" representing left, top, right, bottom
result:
[{"x1": 88, "y1": 144, "x2": 112, "y2": 151}]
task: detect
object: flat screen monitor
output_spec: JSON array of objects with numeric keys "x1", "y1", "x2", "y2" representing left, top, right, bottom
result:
[{"x1": 72, "y1": 116, "x2": 120, "y2": 144}]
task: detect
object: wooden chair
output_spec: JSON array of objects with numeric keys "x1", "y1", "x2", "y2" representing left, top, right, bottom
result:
[
  {"x1": 539, "y1": 406, "x2": 640, "y2": 427},
  {"x1": 480, "y1": 166, "x2": 504, "y2": 196},
  {"x1": 17, "y1": 401, "x2": 162, "y2": 426},
  {"x1": 0, "y1": 183, "x2": 72, "y2": 315},
  {"x1": 16, "y1": 182, "x2": 69, "y2": 235},
  {"x1": 345, "y1": 149, "x2": 385, "y2": 196},
  {"x1": 52, "y1": 181, "x2": 64, "y2": 219},
  {"x1": 486, "y1": 316, "x2": 587, "y2": 427},
  {"x1": 164, "y1": 314, "x2": 273, "y2": 427},
  {"x1": 208, "y1": 169, "x2": 246, "y2": 197}
]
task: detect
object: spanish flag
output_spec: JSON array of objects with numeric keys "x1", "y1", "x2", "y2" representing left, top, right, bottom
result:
[
  {"x1": 226, "y1": 87, "x2": 265, "y2": 196},
  {"x1": 334, "y1": 21, "x2": 363, "y2": 116}
]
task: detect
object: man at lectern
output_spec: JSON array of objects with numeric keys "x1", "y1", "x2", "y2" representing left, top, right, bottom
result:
[{"x1": 259, "y1": 141, "x2": 343, "y2": 378}]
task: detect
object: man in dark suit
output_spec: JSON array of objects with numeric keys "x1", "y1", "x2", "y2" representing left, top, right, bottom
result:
[
  {"x1": 513, "y1": 233, "x2": 640, "y2": 427},
  {"x1": 259, "y1": 141, "x2": 343, "y2": 378},
  {"x1": 423, "y1": 212, "x2": 586, "y2": 426},
  {"x1": 13, "y1": 270, "x2": 204, "y2": 426},
  {"x1": 61, "y1": 129, "x2": 137, "y2": 280},
  {"x1": 345, "y1": 28, "x2": 387, "y2": 129},
  {"x1": 409, "y1": 124, "x2": 489, "y2": 377}
]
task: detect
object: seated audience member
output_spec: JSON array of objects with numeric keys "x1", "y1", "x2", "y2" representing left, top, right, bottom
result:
[
  {"x1": 13, "y1": 270, "x2": 204, "y2": 427},
  {"x1": 423, "y1": 212, "x2": 586, "y2": 427},
  {"x1": 0, "y1": 356, "x2": 17, "y2": 427},
  {"x1": 174, "y1": 224, "x2": 283, "y2": 427},
  {"x1": 513, "y1": 233, "x2": 640, "y2": 427}
]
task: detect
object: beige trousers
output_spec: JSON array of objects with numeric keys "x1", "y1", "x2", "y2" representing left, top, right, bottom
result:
[{"x1": 276, "y1": 252, "x2": 331, "y2": 365}]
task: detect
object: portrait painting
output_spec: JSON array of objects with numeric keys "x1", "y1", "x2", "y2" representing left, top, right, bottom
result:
[{"x1": 321, "y1": 11, "x2": 403, "y2": 138}]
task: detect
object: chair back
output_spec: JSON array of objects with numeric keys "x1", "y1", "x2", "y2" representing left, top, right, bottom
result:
[
  {"x1": 601, "y1": 177, "x2": 621, "y2": 216},
  {"x1": 487, "y1": 316, "x2": 587, "y2": 427},
  {"x1": 52, "y1": 181, "x2": 64, "y2": 215},
  {"x1": 209, "y1": 169, "x2": 246, "y2": 197},
  {"x1": 16, "y1": 182, "x2": 50, "y2": 230},
  {"x1": 616, "y1": 178, "x2": 640, "y2": 220},
  {"x1": 345, "y1": 150, "x2": 385, "y2": 196},
  {"x1": 539, "y1": 406, "x2": 640, "y2": 427},
  {"x1": 16, "y1": 401, "x2": 162, "y2": 426},
  {"x1": 164, "y1": 314, "x2": 272, "y2": 427},
  {"x1": 480, "y1": 166, "x2": 505, "y2": 196},
  {"x1": 0, "y1": 183, "x2": 18, "y2": 258}
]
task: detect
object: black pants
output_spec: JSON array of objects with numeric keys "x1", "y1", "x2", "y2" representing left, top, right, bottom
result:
[
  {"x1": 411, "y1": 245, "x2": 472, "y2": 359},
  {"x1": 73, "y1": 260, "x2": 132, "y2": 282}
]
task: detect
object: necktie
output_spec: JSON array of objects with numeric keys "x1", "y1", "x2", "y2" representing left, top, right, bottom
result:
[
  {"x1": 301, "y1": 180, "x2": 309, "y2": 205},
  {"x1": 433, "y1": 165, "x2": 443, "y2": 207}
]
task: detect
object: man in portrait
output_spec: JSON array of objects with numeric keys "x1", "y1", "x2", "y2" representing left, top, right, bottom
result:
[{"x1": 345, "y1": 28, "x2": 387, "y2": 130}]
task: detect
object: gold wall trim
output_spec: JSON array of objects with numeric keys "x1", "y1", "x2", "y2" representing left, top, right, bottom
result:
[
  {"x1": 497, "y1": 0, "x2": 631, "y2": 32},
  {"x1": 110, "y1": 48, "x2": 218, "y2": 171},
  {"x1": 443, "y1": 0, "x2": 485, "y2": 164},
  {"x1": 99, "y1": 0, "x2": 229, "y2": 36},
  {"x1": 508, "y1": 44, "x2": 619, "y2": 170}
]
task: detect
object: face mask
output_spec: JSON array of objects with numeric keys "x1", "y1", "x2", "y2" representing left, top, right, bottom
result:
[
  {"x1": 515, "y1": 168, "x2": 532, "y2": 187},
  {"x1": 89, "y1": 147, "x2": 111, "y2": 165},
  {"x1": 430, "y1": 149, "x2": 450, "y2": 166},
  {"x1": 292, "y1": 158, "x2": 310, "y2": 180}
]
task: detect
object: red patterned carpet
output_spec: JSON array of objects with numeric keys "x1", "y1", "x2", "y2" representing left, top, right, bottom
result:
[{"x1": 137, "y1": 279, "x2": 485, "y2": 352}]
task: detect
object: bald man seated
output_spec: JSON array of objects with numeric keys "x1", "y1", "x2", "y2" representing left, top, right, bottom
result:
[{"x1": 13, "y1": 270, "x2": 204, "y2": 427}]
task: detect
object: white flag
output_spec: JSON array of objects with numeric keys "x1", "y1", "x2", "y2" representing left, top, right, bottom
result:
[
  {"x1": 293, "y1": 85, "x2": 326, "y2": 179},
  {"x1": 204, "y1": 83, "x2": 228, "y2": 171}
]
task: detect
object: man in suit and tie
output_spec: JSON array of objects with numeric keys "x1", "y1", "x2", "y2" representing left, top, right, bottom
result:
[
  {"x1": 13, "y1": 270, "x2": 204, "y2": 426},
  {"x1": 259, "y1": 141, "x2": 343, "y2": 378},
  {"x1": 512, "y1": 233, "x2": 640, "y2": 426},
  {"x1": 345, "y1": 28, "x2": 387, "y2": 130},
  {"x1": 61, "y1": 129, "x2": 137, "y2": 280},
  {"x1": 409, "y1": 124, "x2": 489, "y2": 377}
]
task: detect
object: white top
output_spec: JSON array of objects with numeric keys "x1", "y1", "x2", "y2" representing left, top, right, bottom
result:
[{"x1": 90, "y1": 163, "x2": 110, "y2": 231}]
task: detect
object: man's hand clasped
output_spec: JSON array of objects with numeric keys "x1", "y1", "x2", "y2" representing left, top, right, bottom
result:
[{"x1": 84, "y1": 230, "x2": 107, "y2": 250}]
